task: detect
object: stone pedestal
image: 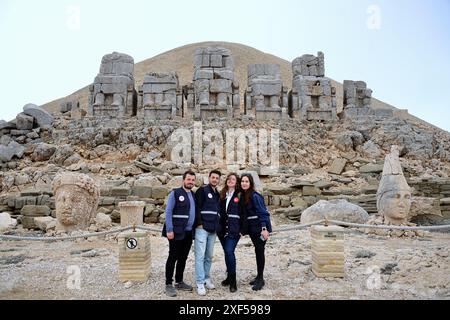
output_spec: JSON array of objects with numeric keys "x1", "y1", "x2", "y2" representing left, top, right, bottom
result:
[
  {"x1": 118, "y1": 231, "x2": 151, "y2": 282},
  {"x1": 119, "y1": 201, "x2": 145, "y2": 227},
  {"x1": 311, "y1": 225, "x2": 345, "y2": 278}
]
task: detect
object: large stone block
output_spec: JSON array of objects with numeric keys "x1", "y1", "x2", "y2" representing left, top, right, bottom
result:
[
  {"x1": 101, "y1": 83, "x2": 128, "y2": 94},
  {"x1": 328, "y1": 158, "x2": 347, "y2": 175},
  {"x1": 214, "y1": 69, "x2": 235, "y2": 81},
  {"x1": 32, "y1": 143, "x2": 56, "y2": 162},
  {"x1": 119, "y1": 201, "x2": 145, "y2": 227},
  {"x1": 21, "y1": 205, "x2": 51, "y2": 217},
  {"x1": 23, "y1": 104, "x2": 54, "y2": 127},
  {"x1": 292, "y1": 52, "x2": 325, "y2": 77},
  {"x1": 224, "y1": 56, "x2": 234, "y2": 69},
  {"x1": 143, "y1": 73, "x2": 177, "y2": 84},
  {"x1": 60, "y1": 101, "x2": 74, "y2": 113},
  {"x1": 360, "y1": 163, "x2": 384, "y2": 173},
  {"x1": 21, "y1": 216, "x2": 38, "y2": 229},
  {"x1": 132, "y1": 186, "x2": 153, "y2": 199},
  {"x1": 194, "y1": 69, "x2": 214, "y2": 80},
  {"x1": 0, "y1": 141, "x2": 25, "y2": 162},
  {"x1": 151, "y1": 187, "x2": 168, "y2": 200},
  {"x1": 302, "y1": 186, "x2": 322, "y2": 196},
  {"x1": 100, "y1": 197, "x2": 116, "y2": 206},
  {"x1": 95, "y1": 212, "x2": 112, "y2": 230},
  {"x1": 209, "y1": 79, "x2": 232, "y2": 93},
  {"x1": 301, "y1": 200, "x2": 369, "y2": 224},
  {"x1": 0, "y1": 120, "x2": 16, "y2": 130},
  {"x1": 266, "y1": 185, "x2": 294, "y2": 195},
  {"x1": 0, "y1": 212, "x2": 17, "y2": 232},
  {"x1": 111, "y1": 187, "x2": 131, "y2": 197},
  {"x1": 16, "y1": 113, "x2": 34, "y2": 130},
  {"x1": 210, "y1": 54, "x2": 223, "y2": 67},
  {"x1": 34, "y1": 216, "x2": 57, "y2": 231},
  {"x1": 250, "y1": 83, "x2": 282, "y2": 96}
]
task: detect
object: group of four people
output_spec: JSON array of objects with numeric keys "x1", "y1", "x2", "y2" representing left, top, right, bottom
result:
[{"x1": 162, "y1": 170, "x2": 273, "y2": 297}]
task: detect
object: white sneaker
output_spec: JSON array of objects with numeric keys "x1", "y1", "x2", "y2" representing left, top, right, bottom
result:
[
  {"x1": 205, "y1": 278, "x2": 215, "y2": 290},
  {"x1": 197, "y1": 283, "x2": 206, "y2": 296}
]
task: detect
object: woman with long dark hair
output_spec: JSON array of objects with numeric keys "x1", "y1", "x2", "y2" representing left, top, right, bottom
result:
[
  {"x1": 217, "y1": 173, "x2": 244, "y2": 292},
  {"x1": 240, "y1": 173, "x2": 272, "y2": 291}
]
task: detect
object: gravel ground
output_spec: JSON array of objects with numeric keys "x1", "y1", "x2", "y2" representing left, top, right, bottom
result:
[{"x1": 1, "y1": 220, "x2": 449, "y2": 300}]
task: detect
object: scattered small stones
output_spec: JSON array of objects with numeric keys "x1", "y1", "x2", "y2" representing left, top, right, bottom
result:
[
  {"x1": 381, "y1": 263, "x2": 398, "y2": 275},
  {"x1": 0, "y1": 255, "x2": 27, "y2": 265},
  {"x1": 81, "y1": 250, "x2": 99, "y2": 258},
  {"x1": 70, "y1": 249, "x2": 94, "y2": 255},
  {"x1": 355, "y1": 250, "x2": 376, "y2": 259}
]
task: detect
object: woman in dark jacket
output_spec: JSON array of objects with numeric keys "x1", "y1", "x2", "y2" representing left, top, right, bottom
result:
[
  {"x1": 240, "y1": 173, "x2": 272, "y2": 291},
  {"x1": 217, "y1": 173, "x2": 244, "y2": 293}
]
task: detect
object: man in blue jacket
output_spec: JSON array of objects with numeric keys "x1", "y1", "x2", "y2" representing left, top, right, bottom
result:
[
  {"x1": 194, "y1": 170, "x2": 221, "y2": 296},
  {"x1": 162, "y1": 170, "x2": 197, "y2": 297}
]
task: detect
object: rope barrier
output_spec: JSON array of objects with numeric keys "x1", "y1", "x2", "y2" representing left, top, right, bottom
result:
[
  {"x1": 134, "y1": 225, "x2": 165, "y2": 233},
  {"x1": 1, "y1": 220, "x2": 449, "y2": 242},
  {"x1": 327, "y1": 220, "x2": 450, "y2": 231},
  {"x1": 0, "y1": 226, "x2": 134, "y2": 242},
  {"x1": 271, "y1": 220, "x2": 326, "y2": 233}
]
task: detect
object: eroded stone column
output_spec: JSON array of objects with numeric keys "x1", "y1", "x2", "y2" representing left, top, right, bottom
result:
[{"x1": 119, "y1": 201, "x2": 145, "y2": 227}]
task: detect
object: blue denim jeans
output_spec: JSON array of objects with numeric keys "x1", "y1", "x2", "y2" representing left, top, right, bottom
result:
[
  {"x1": 220, "y1": 236, "x2": 240, "y2": 275},
  {"x1": 195, "y1": 227, "x2": 217, "y2": 284}
]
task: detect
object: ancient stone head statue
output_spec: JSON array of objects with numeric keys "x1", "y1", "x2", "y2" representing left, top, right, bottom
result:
[
  {"x1": 52, "y1": 173, "x2": 100, "y2": 232},
  {"x1": 376, "y1": 145, "x2": 412, "y2": 225}
]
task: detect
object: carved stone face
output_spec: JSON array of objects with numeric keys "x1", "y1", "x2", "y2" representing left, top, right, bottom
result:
[
  {"x1": 379, "y1": 190, "x2": 412, "y2": 225},
  {"x1": 55, "y1": 185, "x2": 97, "y2": 232}
]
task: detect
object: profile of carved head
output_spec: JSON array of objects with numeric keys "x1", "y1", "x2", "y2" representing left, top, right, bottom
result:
[
  {"x1": 376, "y1": 145, "x2": 412, "y2": 225},
  {"x1": 52, "y1": 173, "x2": 100, "y2": 232}
]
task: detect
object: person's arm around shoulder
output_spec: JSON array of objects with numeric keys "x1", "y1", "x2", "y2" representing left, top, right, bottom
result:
[
  {"x1": 253, "y1": 192, "x2": 270, "y2": 240},
  {"x1": 165, "y1": 191, "x2": 176, "y2": 240},
  {"x1": 239, "y1": 193, "x2": 248, "y2": 237},
  {"x1": 195, "y1": 186, "x2": 205, "y2": 229}
]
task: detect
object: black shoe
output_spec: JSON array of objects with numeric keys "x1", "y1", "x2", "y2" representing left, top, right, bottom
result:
[
  {"x1": 165, "y1": 285, "x2": 177, "y2": 297},
  {"x1": 175, "y1": 282, "x2": 193, "y2": 291},
  {"x1": 249, "y1": 277, "x2": 258, "y2": 286},
  {"x1": 221, "y1": 274, "x2": 230, "y2": 287},
  {"x1": 229, "y1": 273, "x2": 237, "y2": 293},
  {"x1": 252, "y1": 278, "x2": 265, "y2": 291}
]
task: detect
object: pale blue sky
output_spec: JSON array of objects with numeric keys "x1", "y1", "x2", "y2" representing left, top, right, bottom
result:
[{"x1": 1, "y1": 0, "x2": 449, "y2": 132}]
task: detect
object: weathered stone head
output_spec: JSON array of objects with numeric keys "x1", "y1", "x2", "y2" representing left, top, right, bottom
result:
[
  {"x1": 52, "y1": 173, "x2": 100, "y2": 232},
  {"x1": 376, "y1": 145, "x2": 412, "y2": 225}
]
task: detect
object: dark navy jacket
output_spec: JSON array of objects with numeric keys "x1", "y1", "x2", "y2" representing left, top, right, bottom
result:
[
  {"x1": 218, "y1": 191, "x2": 244, "y2": 240},
  {"x1": 162, "y1": 188, "x2": 195, "y2": 241},
  {"x1": 195, "y1": 184, "x2": 220, "y2": 233},
  {"x1": 241, "y1": 191, "x2": 273, "y2": 236}
]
